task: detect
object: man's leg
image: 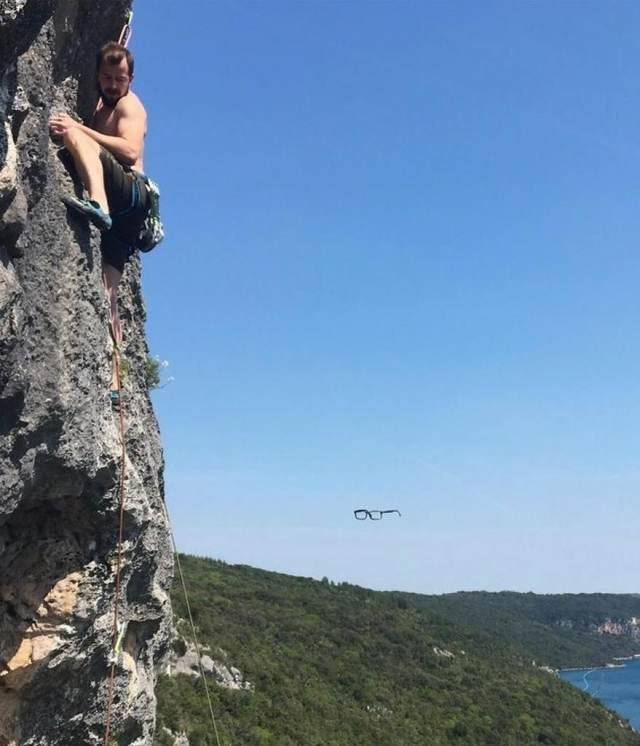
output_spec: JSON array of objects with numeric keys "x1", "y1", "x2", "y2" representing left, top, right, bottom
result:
[
  {"x1": 63, "y1": 129, "x2": 109, "y2": 214},
  {"x1": 102, "y1": 261, "x2": 122, "y2": 392}
]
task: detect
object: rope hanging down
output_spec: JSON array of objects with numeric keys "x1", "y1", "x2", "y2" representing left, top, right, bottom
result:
[
  {"x1": 102, "y1": 343, "x2": 127, "y2": 746},
  {"x1": 101, "y1": 336, "x2": 222, "y2": 746},
  {"x1": 101, "y1": 11, "x2": 132, "y2": 742},
  {"x1": 162, "y1": 500, "x2": 224, "y2": 746},
  {"x1": 101, "y1": 13, "x2": 220, "y2": 743}
]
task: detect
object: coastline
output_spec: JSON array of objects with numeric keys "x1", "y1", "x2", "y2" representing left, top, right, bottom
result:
[
  {"x1": 559, "y1": 653, "x2": 640, "y2": 674},
  {"x1": 558, "y1": 658, "x2": 640, "y2": 733}
]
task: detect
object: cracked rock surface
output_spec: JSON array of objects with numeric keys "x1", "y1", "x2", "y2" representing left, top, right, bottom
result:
[{"x1": 0, "y1": 2, "x2": 174, "y2": 744}]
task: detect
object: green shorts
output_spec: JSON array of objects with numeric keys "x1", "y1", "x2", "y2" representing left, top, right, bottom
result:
[{"x1": 99, "y1": 147, "x2": 150, "y2": 273}]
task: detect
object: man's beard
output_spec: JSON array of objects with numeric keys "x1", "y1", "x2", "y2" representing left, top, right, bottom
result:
[{"x1": 99, "y1": 85, "x2": 129, "y2": 109}]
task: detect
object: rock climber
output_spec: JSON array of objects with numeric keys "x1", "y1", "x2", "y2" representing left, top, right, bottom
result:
[{"x1": 49, "y1": 41, "x2": 149, "y2": 409}]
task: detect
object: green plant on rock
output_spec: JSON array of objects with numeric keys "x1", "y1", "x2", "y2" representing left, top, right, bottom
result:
[
  {"x1": 145, "y1": 355, "x2": 161, "y2": 390},
  {"x1": 146, "y1": 354, "x2": 173, "y2": 391},
  {"x1": 118, "y1": 356, "x2": 130, "y2": 384}
]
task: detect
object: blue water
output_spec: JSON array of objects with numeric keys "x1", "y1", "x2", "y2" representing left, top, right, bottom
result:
[{"x1": 559, "y1": 658, "x2": 640, "y2": 730}]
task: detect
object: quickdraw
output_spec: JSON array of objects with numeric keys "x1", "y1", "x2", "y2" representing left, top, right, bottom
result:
[{"x1": 118, "y1": 10, "x2": 133, "y2": 48}]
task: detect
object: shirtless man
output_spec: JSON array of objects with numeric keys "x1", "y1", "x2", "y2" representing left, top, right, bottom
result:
[{"x1": 49, "y1": 42, "x2": 149, "y2": 406}]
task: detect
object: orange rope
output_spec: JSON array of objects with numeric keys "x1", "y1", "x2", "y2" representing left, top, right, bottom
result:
[
  {"x1": 102, "y1": 345, "x2": 127, "y2": 746},
  {"x1": 101, "y1": 339, "x2": 223, "y2": 745}
]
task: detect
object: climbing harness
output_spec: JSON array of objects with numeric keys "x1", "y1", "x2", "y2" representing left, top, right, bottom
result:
[
  {"x1": 101, "y1": 333, "x2": 222, "y2": 746},
  {"x1": 118, "y1": 11, "x2": 133, "y2": 48},
  {"x1": 135, "y1": 175, "x2": 164, "y2": 253}
]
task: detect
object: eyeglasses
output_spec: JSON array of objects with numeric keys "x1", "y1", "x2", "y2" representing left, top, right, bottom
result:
[{"x1": 354, "y1": 509, "x2": 402, "y2": 521}]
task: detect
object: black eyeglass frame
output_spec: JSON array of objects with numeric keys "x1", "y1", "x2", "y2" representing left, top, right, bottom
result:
[{"x1": 354, "y1": 509, "x2": 402, "y2": 521}]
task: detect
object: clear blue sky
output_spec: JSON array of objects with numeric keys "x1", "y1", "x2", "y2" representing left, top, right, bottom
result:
[{"x1": 132, "y1": 0, "x2": 640, "y2": 594}]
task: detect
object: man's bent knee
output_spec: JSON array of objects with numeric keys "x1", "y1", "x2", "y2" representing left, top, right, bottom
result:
[{"x1": 63, "y1": 128, "x2": 100, "y2": 154}]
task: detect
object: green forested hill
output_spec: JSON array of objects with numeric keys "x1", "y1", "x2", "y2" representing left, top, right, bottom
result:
[
  {"x1": 154, "y1": 557, "x2": 640, "y2": 746},
  {"x1": 390, "y1": 591, "x2": 640, "y2": 670}
]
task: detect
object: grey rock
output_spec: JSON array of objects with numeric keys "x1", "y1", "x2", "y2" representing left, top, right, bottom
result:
[
  {"x1": 161, "y1": 727, "x2": 190, "y2": 746},
  {"x1": 0, "y1": 69, "x2": 27, "y2": 257},
  {"x1": 167, "y1": 640, "x2": 254, "y2": 692},
  {"x1": 0, "y1": 2, "x2": 174, "y2": 745}
]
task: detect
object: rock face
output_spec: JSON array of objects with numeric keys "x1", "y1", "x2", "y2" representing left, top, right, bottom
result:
[
  {"x1": 597, "y1": 618, "x2": 640, "y2": 640},
  {"x1": 0, "y1": 2, "x2": 174, "y2": 744},
  {"x1": 166, "y1": 639, "x2": 254, "y2": 692},
  {"x1": 555, "y1": 617, "x2": 640, "y2": 640}
]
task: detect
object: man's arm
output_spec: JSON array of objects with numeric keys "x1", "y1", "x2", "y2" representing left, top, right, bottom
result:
[{"x1": 50, "y1": 102, "x2": 145, "y2": 167}]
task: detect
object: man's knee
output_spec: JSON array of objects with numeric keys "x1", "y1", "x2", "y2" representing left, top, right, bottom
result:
[{"x1": 63, "y1": 128, "x2": 99, "y2": 155}]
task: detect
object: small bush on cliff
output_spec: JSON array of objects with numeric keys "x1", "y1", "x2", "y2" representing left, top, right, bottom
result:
[
  {"x1": 145, "y1": 354, "x2": 173, "y2": 391},
  {"x1": 145, "y1": 355, "x2": 161, "y2": 390}
]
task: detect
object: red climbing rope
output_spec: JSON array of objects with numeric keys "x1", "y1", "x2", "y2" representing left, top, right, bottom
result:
[
  {"x1": 102, "y1": 343, "x2": 127, "y2": 746},
  {"x1": 100, "y1": 323, "x2": 223, "y2": 745}
]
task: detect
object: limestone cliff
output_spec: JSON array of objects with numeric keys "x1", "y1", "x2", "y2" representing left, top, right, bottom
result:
[
  {"x1": 555, "y1": 617, "x2": 640, "y2": 640},
  {"x1": 0, "y1": 2, "x2": 174, "y2": 744},
  {"x1": 597, "y1": 618, "x2": 640, "y2": 640}
]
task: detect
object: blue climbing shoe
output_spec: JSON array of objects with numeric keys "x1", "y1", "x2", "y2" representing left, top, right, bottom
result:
[
  {"x1": 110, "y1": 390, "x2": 121, "y2": 412},
  {"x1": 61, "y1": 194, "x2": 112, "y2": 231}
]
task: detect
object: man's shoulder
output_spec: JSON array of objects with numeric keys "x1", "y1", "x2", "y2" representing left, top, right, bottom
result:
[{"x1": 117, "y1": 91, "x2": 146, "y2": 120}]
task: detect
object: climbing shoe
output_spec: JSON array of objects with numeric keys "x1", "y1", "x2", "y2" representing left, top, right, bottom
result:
[
  {"x1": 110, "y1": 390, "x2": 121, "y2": 412},
  {"x1": 61, "y1": 194, "x2": 112, "y2": 231}
]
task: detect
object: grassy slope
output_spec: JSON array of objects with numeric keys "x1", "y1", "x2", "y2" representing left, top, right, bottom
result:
[{"x1": 154, "y1": 557, "x2": 640, "y2": 746}]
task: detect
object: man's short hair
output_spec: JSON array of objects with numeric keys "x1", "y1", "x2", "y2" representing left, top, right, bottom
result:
[{"x1": 97, "y1": 42, "x2": 134, "y2": 76}]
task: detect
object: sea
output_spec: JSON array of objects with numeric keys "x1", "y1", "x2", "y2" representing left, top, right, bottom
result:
[{"x1": 559, "y1": 658, "x2": 640, "y2": 730}]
